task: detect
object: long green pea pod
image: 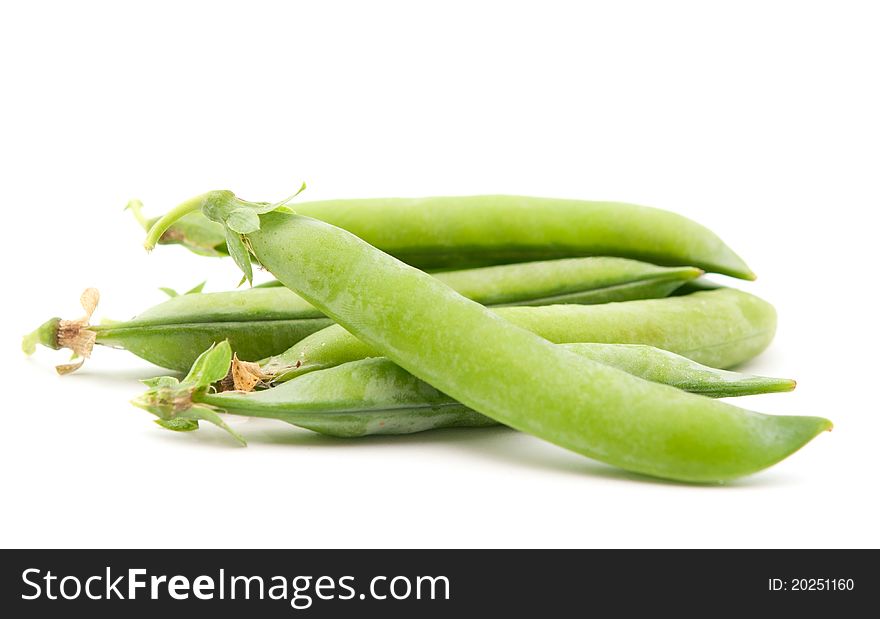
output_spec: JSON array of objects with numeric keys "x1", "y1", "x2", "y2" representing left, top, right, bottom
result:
[
  {"x1": 22, "y1": 258, "x2": 698, "y2": 373},
  {"x1": 134, "y1": 194, "x2": 754, "y2": 279},
  {"x1": 262, "y1": 287, "x2": 778, "y2": 381},
  {"x1": 142, "y1": 192, "x2": 829, "y2": 482},
  {"x1": 133, "y1": 342, "x2": 795, "y2": 440}
]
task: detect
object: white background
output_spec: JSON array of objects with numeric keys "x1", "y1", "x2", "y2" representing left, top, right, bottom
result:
[{"x1": 1, "y1": 1, "x2": 877, "y2": 548}]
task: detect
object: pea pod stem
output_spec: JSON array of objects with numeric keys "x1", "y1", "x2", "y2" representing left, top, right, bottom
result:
[
  {"x1": 125, "y1": 199, "x2": 151, "y2": 231},
  {"x1": 143, "y1": 192, "x2": 829, "y2": 482},
  {"x1": 143, "y1": 195, "x2": 204, "y2": 250}
]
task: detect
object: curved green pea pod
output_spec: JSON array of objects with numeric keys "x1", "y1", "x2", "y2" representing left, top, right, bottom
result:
[
  {"x1": 136, "y1": 195, "x2": 754, "y2": 279},
  {"x1": 133, "y1": 342, "x2": 794, "y2": 440},
  {"x1": 262, "y1": 287, "x2": 777, "y2": 381},
  {"x1": 143, "y1": 192, "x2": 829, "y2": 482},
  {"x1": 23, "y1": 257, "x2": 698, "y2": 373}
]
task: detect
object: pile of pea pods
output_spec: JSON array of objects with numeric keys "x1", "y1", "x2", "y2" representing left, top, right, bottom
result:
[{"x1": 25, "y1": 191, "x2": 831, "y2": 483}]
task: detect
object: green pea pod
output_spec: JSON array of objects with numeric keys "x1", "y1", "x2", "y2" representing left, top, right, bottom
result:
[
  {"x1": 133, "y1": 342, "x2": 795, "y2": 440},
  {"x1": 23, "y1": 257, "x2": 698, "y2": 373},
  {"x1": 261, "y1": 287, "x2": 778, "y2": 382},
  {"x1": 143, "y1": 192, "x2": 829, "y2": 482},
  {"x1": 136, "y1": 194, "x2": 754, "y2": 279}
]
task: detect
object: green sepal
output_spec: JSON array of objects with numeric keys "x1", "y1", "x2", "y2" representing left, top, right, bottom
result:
[
  {"x1": 155, "y1": 418, "x2": 200, "y2": 432},
  {"x1": 182, "y1": 341, "x2": 233, "y2": 388},
  {"x1": 177, "y1": 404, "x2": 247, "y2": 445},
  {"x1": 186, "y1": 281, "x2": 207, "y2": 295},
  {"x1": 226, "y1": 208, "x2": 261, "y2": 234},
  {"x1": 253, "y1": 182, "x2": 307, "y2": 214},
  {"x1": 159, "y1": 280, "x2": 206, "y2": 298},
  {"x1": 140, "y1": 376, "x2": 180, "y2": 389},
  {"x1": 225, "y1": 228, "x2": 253, "y2": 285},
  {"x1": 153, "y1": 405, "x2": 245, "y2": 444},
  {"x1": 201, "y1": 190, "x2": 239, "y2": 224}
]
